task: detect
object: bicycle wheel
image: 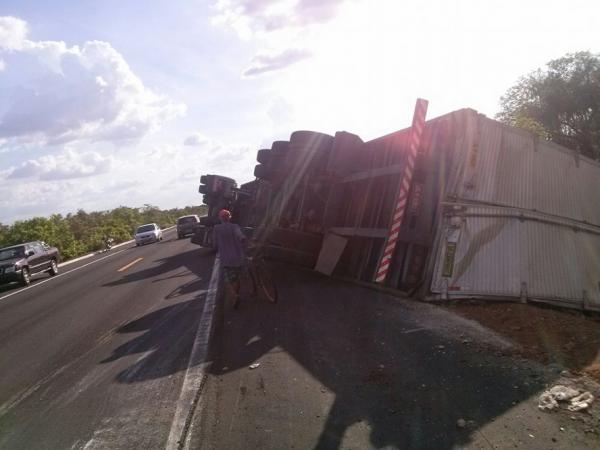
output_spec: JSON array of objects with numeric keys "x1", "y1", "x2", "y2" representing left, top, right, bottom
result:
[
  {"x1": 242, "y1": 264, "x2": 257, "y2": 298},
  {"x1": 254, "y1": 260, "x2": 278, "y2": 303}
]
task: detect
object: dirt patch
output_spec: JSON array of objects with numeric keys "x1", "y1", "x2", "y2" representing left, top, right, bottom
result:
[{"x1": 444, "y1": 301, "x2": 600, "y2": 382}]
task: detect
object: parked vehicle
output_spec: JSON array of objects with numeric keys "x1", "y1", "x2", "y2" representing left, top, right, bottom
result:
[
  {"x1": 176, "y1": 215, "x2": 200, "y2": 239},
  {"x1": 0, "y1": 241, "x2": 60, "y2": 286},
  {"x1": 134, "y1": 223, "x2": 163, "y2": 246}
]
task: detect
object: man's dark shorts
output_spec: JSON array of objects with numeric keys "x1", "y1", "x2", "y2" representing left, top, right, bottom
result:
[{"x1": 222, "y1": 266, "x2": 242, "y2": 283}]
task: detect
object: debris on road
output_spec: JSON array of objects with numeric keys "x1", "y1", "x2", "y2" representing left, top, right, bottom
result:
[
  {"x1": 538, "y1": 384, "x2": 595, "y2": 412},
  {"x1": 549, "y1": 385, "x2": 579, "y2": 401},
  {"x1": 568, "y1": 392, "x2": 595, "y2": 412},
  {"x1": 538, "y1": 392, "x2": 559, "y2": 411},
  {"x1": 249, "y1": 363, "x2": 261, "y2": 369}
]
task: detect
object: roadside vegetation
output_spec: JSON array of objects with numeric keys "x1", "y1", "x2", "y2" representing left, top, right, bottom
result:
[
  {"x1": 0, "y1": 205, "x2": 207, "y2": 260},
  {"x1": 497, "y1": 51, "x2": 600, "y2": 161}
]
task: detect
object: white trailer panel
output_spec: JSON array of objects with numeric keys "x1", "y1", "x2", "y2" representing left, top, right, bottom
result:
[{"x1": 428, "y1": 111, "x2": 600, "y2": 311}]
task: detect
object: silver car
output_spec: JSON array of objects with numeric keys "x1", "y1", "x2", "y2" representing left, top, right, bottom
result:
[{"x1": 134, "y1": 223, "x2": 163, "y2": 246}]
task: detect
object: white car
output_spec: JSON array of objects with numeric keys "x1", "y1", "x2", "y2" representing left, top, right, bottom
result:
[{"x1": 134, "y1": 223, "x2": 163, "y2": 246}]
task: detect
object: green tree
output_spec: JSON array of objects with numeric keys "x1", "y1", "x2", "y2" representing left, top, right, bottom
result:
[
  {"x1": 1, "y1": 204, "x2": 207, "y2": 260},
  {"x1": 0, "y1": 223, "x2": 10, "y2": 247},
  {"x1": 497, "y1": 51, "x2": 600, "y2": 160}
]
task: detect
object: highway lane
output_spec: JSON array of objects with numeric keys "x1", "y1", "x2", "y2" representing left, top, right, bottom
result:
[{"x1": 0, "y1": 229, "x2": 217, "y2": 449}]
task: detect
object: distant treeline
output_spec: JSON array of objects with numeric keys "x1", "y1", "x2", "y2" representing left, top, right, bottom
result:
[{"x1": 0, "y1": 205, "x2": 207, "y2": 260}]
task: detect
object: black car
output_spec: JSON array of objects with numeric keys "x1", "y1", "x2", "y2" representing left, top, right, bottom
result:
[{"x1": 0, "y1": 241, "x2": 60, "y2": 286}]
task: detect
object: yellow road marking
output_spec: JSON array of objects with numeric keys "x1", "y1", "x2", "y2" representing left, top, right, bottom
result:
[{"x1": 117, "y1": 258, "x2": 143, "y2": 272}]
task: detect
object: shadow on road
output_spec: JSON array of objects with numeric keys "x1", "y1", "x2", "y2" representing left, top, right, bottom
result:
[
  {"x1": 102, "y1": 247, "x2": 214, "y2": 288},
  {"x1": 100, "y1": 247, "x2": 214, "y2": 383},
  {"x1": 100, "y1": 297, "x2": 206, "y2": 383},
  {"x1": 101, "y1": 251, "x2": 595, "y2": 449},
  {"x1": 205, "y1": 265, "x2": 562, "y2": 450}
]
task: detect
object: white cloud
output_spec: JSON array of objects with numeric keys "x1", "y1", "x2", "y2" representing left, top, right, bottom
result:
[
  {"x1": 0, "y1": 177, "x2": 144, "y2": 223},
  {"x1": 0, "y1": 17, "x2": 186, "y2": 146},
  {"x1": 184, "y1": 132, "x2": 210, "y2": 146},
  {"x1": 213, "y1": 1, "x2": 344, "y2": 80},
  {"x1": 0, "y1": 133, "x2": 256, "y2": 223},
  {"x1": 0, "y1": 16, "x2": 28, "y2": 50},
  {"x1": 213, "y1": 0, "x2": 345, "y2": 36},
  {"x1": 142, "y1": 144, "x2": 181, "y2": 160},
  {"x1": 243, "y1": 48, "x2": 311, "y2": 77},
  {"x1": 7, "y1": 150, "x2": 114, "y2": 181}
]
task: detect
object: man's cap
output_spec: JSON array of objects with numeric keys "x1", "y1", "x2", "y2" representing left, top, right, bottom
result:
[{"x1": 218, "y1": 209, "x2": 232, "y2": 220}]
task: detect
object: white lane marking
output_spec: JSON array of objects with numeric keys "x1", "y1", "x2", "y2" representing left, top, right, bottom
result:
[
  {"x1": 165, "y1": 256, "x2": 220, "y2": 450},
  {"x1": 0, "y1": 249, "x2": 128, "y2": 303}
]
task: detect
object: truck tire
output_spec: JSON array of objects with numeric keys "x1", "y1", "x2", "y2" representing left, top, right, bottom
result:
[
  {"x1": 257, "y1": 149, "x2": 271, "y2": 164},
  {"x1": 200, "y1": 216, "x2": 219, "y2": 226},
  {"x1": 271, "y1": 141, "x2": 290, "y2": 154},
  {"x1": 254, "y1": 164, "x2": 272, "y2": 180},
  {"x1": 289, "y1": 131, "x2": 334, "y2": 149},
  {"x1": 202, "y1": 194, "x2": 219, "y2": 206}
]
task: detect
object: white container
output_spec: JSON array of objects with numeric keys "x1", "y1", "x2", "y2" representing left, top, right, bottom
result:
[{"x1": 426, "y1": 109, "x2": 600, "y2": 311}]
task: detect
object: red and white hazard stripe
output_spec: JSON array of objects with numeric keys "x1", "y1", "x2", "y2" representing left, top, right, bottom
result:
[{"x1": 375, "y1": 98, "x2": 428, "y2": 283}]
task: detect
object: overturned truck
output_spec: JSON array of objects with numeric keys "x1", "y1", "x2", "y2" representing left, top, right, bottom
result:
[{"x1": 205, "y1": 107, "x2": 600, "y2": 312}]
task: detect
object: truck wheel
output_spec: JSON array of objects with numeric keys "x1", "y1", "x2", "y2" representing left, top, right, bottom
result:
[
  {"x1": 49, "y1": 259, "x2": 59, "y2": 276},
  {"x1": 21, "y1": 267, "x2": 31, "y2": 286}
]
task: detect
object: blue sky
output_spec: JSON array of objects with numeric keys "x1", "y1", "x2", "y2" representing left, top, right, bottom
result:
[{"x1": 1, "y1": 0, "x2": 598, "y2": 223}]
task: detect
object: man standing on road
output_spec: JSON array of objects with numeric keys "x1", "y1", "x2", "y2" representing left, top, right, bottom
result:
[{"x1": 213, "y1": 209, "x2": 246, "y2": 309}]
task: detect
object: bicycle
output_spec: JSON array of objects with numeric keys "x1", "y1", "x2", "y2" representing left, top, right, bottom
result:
[{"x1": 244, "y1": 245, "x2": 278, "y2": 303}]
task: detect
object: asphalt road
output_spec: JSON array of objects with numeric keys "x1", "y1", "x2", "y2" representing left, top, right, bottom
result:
[
  {"x1": 1, "y1": 232, "x2": 598, "y2": 450},
  {"x1": 0, "y1": 229, "x2": 217, "y2": 449},
  {"x1": 189, "y1": 266, "x2": 599, "y2": 450}
]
